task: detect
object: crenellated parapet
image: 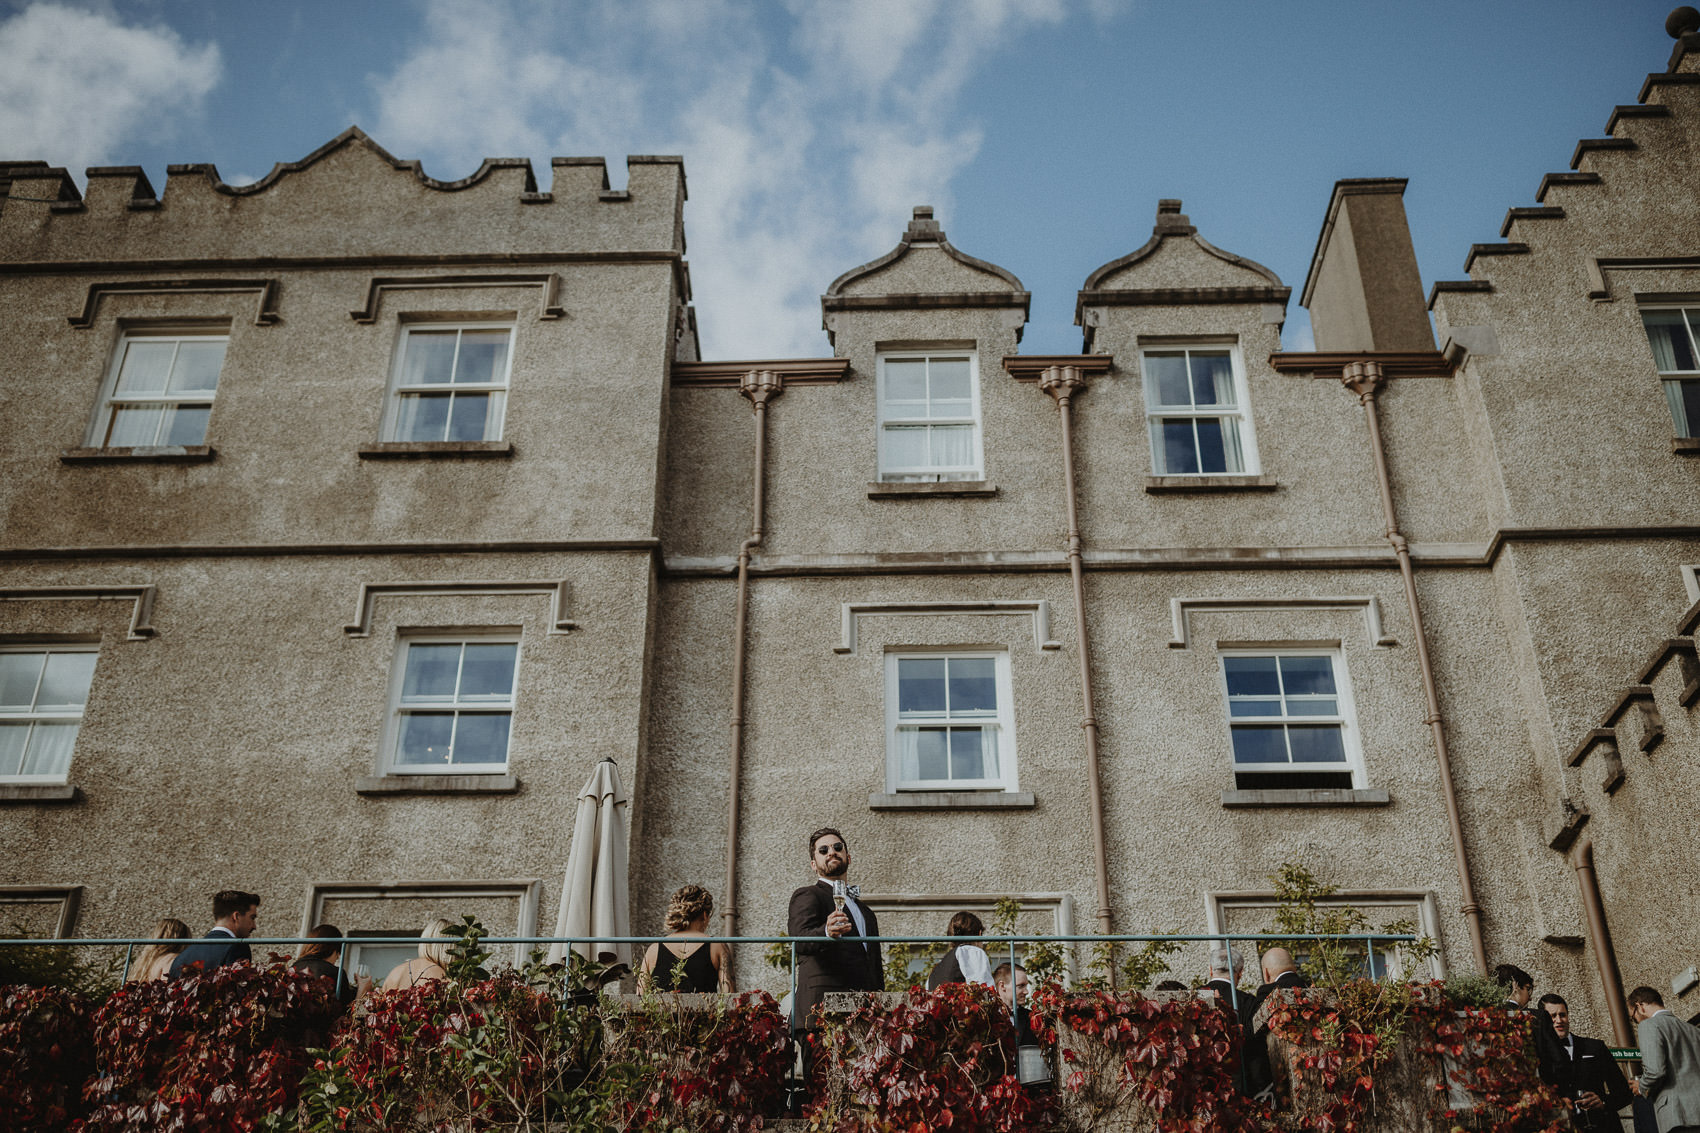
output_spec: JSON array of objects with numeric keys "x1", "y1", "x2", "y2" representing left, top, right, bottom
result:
[{"x1": 0, "y1": 127, "x2": 687, "y2": 265}]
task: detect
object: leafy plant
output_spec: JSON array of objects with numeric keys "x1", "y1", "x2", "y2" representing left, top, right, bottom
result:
[
  {"x1": 444, "y1": 914, "x2": 492, "y2": 982},
  {"x1": 0, "y1": 984, "x2": 96, "y2": 1132},
  {"x1": 0, "y1": 926, "x2": 118, "y2": 1000},
  {"x1": 1444, "y1": 971, "x2": 1507, "y2": 1009},
  {"x1": 808, "y1": 981, "x2": 1055, "y2": 1132},
  {"x1": 607, "y1": 987, "x2": 791, "y2": 1131},
  {"x1": 1120, "y1": 935, "x2": 1184, "y2": 991},
  {"x1": 988, "y1": 897, "x2": 1066, "y2": 991},
  {"x1": 81, "y1": 959, "x2": 342, "y2": 1131}
]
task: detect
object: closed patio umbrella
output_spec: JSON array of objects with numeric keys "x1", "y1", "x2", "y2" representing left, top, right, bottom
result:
[{"x1": 548, "y1": 757, "x2": 631, "y2": 967}]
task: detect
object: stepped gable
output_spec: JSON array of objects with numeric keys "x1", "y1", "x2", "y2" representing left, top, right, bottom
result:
[
  {"x1": 1075, "y1": 199, "x2": 1288, "y2": 350},
  {"x1": 1430, "y1": 12, "x2": 1700, "y2": 314},
  {"x1": 821, "y1": 206, "x2": 1028, "y2": 344},
  {"x1": 0, "y1": 127, "x2": 688, "y2": 263}
]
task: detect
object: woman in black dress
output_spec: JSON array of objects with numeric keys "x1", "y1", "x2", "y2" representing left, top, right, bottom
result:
[
  {"x1": 641, "y1": 885, "x2": 732, "y2": 993},
  {"x1": 292, "y1": 923, "x2": 372, "y2": 1007}
]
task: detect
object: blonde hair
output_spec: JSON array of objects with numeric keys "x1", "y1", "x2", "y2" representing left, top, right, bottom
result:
[
  {"x1": 126, "y1": 917, "x2": 191, "y2": 981},
  {"x1": 664, "y1": 885, "x2": 713, "y2": 933},
  {"x1": 419, "y1": 917, "x2": 455, "y2": 968}
]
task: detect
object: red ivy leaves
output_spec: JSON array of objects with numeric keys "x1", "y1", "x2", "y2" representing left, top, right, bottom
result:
[
  {"x1": 77, "y1": 960, "x2": 342, "y2": 1132},
  {"x1": 0, "y1": 984, "x2": 97, "y2": 1133},
  {"x1": 617, "y1": 990, "x2": 792, "y2": 1133},
  {"x1": 811, "y1": 982, "x2": 1057, "y2": 1133}
]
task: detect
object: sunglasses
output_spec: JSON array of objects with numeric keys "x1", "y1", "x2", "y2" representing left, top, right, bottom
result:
[{"x1": 815, "y1": 842, "x2": 846, "y2": 855}]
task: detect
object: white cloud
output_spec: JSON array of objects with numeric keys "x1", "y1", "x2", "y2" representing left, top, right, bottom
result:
[
  {"x1": 0, "y1": 3, "x2": 220, "y2": 173},
  {"x1": 368, "y1": 0, "x2": 1123, "y2": 357}
]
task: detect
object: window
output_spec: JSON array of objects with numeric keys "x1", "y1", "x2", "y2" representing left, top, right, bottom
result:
[
  {"x1": 1219, "y1": 650, "x2": 1360, "y2": 789},
  {"x1": 877, "y1": 352, "x2": 982, "y2": 481},
  {"x1": 0, "y1": 647, "x2": 97, "y2": 782},
  {"x1": 885, "y1": 652, "x2": 1014, "y2": 791},
  {"x1": 1642, "y1": 307, "x2": 1700, "y2": 437},
  {"x1": 91, "y1": 331, "x2": 226, "y2": 447},
  {"x1": 385, "y1": 638, "x2": 519, "y2": 773},
  {"x1": 1142, "y1": 347, "x2": 1256, "y2": 475},
  {"x1": 1208, "y1": 890, "x2": 1442, "y2": 982},
  {"x1": 387, "y1": 325, "x2": 513, "y2": 443}
]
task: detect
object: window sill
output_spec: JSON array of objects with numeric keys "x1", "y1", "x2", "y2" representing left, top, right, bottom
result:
[
  {"x1": 0, "y1": 784, "x2": 81, "y2": 803},
  {"x1": 1221, "y1": 788, "x2": 1389, "y2": 808},
  {"x1": 868, "y1": 790, "x2": 1034, "y2": 811},
  {"x1": 59, "y1": 445, "x2": 215, "y2": 464},
  {"x1": 1144, "y1": 475, "x2": 1278, "y2": 494},
  {"x1": 356, "y1": 774, "x2": 521, "y2": 796},
  {"x1": 357, "y1": 441, "x2": 514, "y2": 459},
  {"x1": 1673, "y1": 437, "x2": 1700, "y2": 456},
  {"x1": 866, "y1": 480, "x2": 997, "y2": 499}
]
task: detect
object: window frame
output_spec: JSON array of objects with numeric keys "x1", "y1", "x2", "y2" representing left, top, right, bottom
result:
[
  {"x1": 1206, "y1": 889, "x2": 1445, "y2": 982},
  {"x1": 0, "y1": 645, "x2": 99, "y2": 784},
  {"x1": 1639, "y1": 304, "x2": 1700, "y2": 438},
  {"x1": 1140, "y1": 343, "x2": 1260, "y2": 476},
  {"x1": 87, "y1": 328, "x2": 229, "y2": 449},
  {"x1": 382, "y1": 322, "x2": 516, "y2": 444},
  {"x1": 883, "y1": 649, "x2": 1017, "y2": 793},
  {"x1": 1215, "y1": 647, "x2": 1365, "y2": 789},
  {"x1": 875, "y1": 350, "x2": 984, "y2": 482},
  {"x1": 381, "y1": 634, "x2": 522, "y2": 776}
]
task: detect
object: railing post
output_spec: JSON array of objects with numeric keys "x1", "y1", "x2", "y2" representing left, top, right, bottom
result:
[{"x1": 121, "y1": 943, "x2": 134, "y2": 984}]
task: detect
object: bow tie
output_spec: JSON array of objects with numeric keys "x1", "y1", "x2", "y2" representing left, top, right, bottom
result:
[{"x1": 827, "y1": 882, "x2": 859, "y2": 900}]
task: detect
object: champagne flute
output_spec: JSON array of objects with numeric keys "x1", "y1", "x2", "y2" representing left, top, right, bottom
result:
[{"x1": 831, "y1": 880, "x2": 847, "y2": 914}]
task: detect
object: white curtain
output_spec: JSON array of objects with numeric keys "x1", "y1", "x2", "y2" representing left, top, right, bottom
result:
[{"x1": 928, "y1": 424, "x2": 975, "y2": 469}]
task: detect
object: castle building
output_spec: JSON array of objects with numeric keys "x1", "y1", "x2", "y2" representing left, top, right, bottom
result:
[{"x1": 3, "y1": 11, "x2": 1698, "y2": 1040}]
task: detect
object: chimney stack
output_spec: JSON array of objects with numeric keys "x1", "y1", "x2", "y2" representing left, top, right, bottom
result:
[{"x1": 1300, "y1": 179, "x2": 1434, "y2": 352}]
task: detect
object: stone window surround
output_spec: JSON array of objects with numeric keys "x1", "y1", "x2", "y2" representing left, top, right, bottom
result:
[
  {"x1": 866, "y1": 891, "x2": 1074, "y2": 972},
  {"x1": 0, "y1": 885, "x2": 83, "y2": 938},
  {"x1": 1204, "y1": 888, "x2": 1445, "y2": 980},
  {"x1": 83, "y1": 326, "x2": 230, "y2": 453},
  {"x1": 304, "y1": 878, "x2": 542, "y2": 969}
]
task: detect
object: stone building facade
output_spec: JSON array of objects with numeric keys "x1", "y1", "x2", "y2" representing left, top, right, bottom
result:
[{"x1": 3, "y1": 13, "x2": 1698, "y2": 1043}]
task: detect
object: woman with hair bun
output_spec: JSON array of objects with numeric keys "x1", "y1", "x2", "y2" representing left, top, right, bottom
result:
[{"x1": 640, "y1": 884, "x2": 732, "y2": 993}]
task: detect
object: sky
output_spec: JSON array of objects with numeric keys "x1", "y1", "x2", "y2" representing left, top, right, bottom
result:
[{"x1": 0, "y1": 0, "x2": 1683, "y2": 358}]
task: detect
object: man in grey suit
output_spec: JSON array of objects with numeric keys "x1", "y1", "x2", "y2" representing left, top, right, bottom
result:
[{"x1": 1629, "y1": 985, "x2": 1700, "y2": 1133}]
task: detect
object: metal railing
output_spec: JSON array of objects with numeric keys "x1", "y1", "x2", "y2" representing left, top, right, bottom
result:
[{"x1": 1, "y1": 930, "x2": 1420, "y2": 1012}]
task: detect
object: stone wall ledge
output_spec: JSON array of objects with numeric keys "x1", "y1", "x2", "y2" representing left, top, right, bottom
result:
[
  {"x1": 59, "y1": 445, "x2": 215, "y2": 464},
  {"x1": 1145, "y1": 475, "x2": 1279, "y2": 494},
  {"x1": 866, "y1": 480, "x2": 997, "y2": 499},
  {"x1": 357, "y1": 441, "x2": 514, "y2": 459},
  {"x1": 868, "y1": 790, "x2": 1035, "y2": 811},
  {"x1": 1221, "y1": 788, "x2": 1390, "y2": 808},
  {"x1": 355, "y1": 774, "x2": 521, "y2": 795},
  {"x1": 0, "y1": 784, "x2": 80, "y2": 803}
]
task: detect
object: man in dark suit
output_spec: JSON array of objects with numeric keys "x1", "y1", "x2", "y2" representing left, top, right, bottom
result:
[
  {"x1": 787, "y1": 827, "x2": 883, "y2": 1032},
  {"x1": 1244, "y1": 946, "x2": 1311, "y2": 1099},
  {"x1": 168, "y1": 889, "x2": 259, "y2": 977},
  {"x1": 1538, "y1": 992, "x2": 1631, "y2": 1132},
  {"x1": 1201, "y1": 946, "x2": 1255, "y2": 1096}
]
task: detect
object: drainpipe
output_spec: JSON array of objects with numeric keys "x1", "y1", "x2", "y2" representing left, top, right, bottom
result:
[
  {"x1": 1341, "y1": 360, "x2": 1489, "y2": 975},
  {"x1": 1571, "y1": 838, "x2": 1633, "y2": 1046},
  {"x1": 1039, "y1": 365, "x2": 1114, "y2": 943},
  {"x1": 723, "y1": 368, "x2": 782, "y2": 937}
]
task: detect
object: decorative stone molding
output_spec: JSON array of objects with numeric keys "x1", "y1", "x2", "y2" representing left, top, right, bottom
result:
[
  {"x1": 1267, "y1": 351, "x2": 1453, "y2": 380},
  {"x1": 833, "y1": 600, "x2": 1062, "y2": 655},
  {"x1": 1547, "y1": 797, "x2": 1591, "y2": 853},
  {"x1": 0, "y1": 584, "x2": 157, "y2": 640},
  {"x1": 1165, "y1": 595, "x2": 1395, "y2": 649},
  {"x1": 1001, "y1": 354, "x2": 1115, "y2": 382},
  {"x1": 67, "y1": 278, "x2": 278, "y2": 328},
  {"x1": 1603, "y1": 686, "x2": 1665, "y2": 753},
  {"x1": 1582, "y1": 255, "x2": 1700, "y2": 301},
  {"x1": 350, "y1": 273, "x2": 564, "y2": 323},
  {"x1": 0, "y1": 785, "x2": 80, "y2": 804},
  {"x1": 59, "y1": 445, "x2": 216, "y2": 464},
  {"x1": 342, "y1": 580, "x2": 575, "y2": 637},
  {"x1": 670, "y1": 358, "x2": 849, "y2": 387},
  {"x1": 865, "y1": 480, "x2": 998, "y2": 499}
]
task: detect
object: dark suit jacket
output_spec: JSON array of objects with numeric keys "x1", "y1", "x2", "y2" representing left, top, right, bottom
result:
[
  {"x1": 1560, "y1": 1033, "x2": 1631, "y2": 1132},
  {"x1": 1505, "y1": 1002, "x2": 1568, "y2": 1089},
  {"x1": 787, "y1": 880, "x2": 883, "y2": 1030},
  {"x1": 1244, "y1": 971, "x2": 1310, "y2": 1097},
  {"x1": 167, "y1": 927, "x2": 251, "y2": 977}
]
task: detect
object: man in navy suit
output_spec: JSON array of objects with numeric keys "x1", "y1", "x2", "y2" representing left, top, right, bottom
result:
[
  {"x1": 168, "y1": 889, "x2": 259, "y2": 977},
  {"x1": 1539, "y1": 992, "x2": 1631, "y2": 1132}
]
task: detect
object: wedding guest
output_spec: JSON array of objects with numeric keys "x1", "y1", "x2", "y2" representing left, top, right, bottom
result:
[
  {"x1": 641, "y1": 884, "x2": 732, "y2": 993},
  {"x1": 169, "y1": 890, "x2": 259, "y2": 977},
  {"x1": 382, "y1": 917, "x2": 453, "y2": 990},
  {"x1": 292, "y1": 923, "x2": 372, "y2": 1006},
  {"x1": 125, "y1": 917, "x2": 191, "y2": 982},
  {"x1": 926, "y1": 911, "x2": 994, "y2": 990}
]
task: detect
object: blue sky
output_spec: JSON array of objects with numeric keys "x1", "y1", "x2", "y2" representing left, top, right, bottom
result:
[{"x1": 0, "y1": 0, "x2": 1681, "y2": 357}]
